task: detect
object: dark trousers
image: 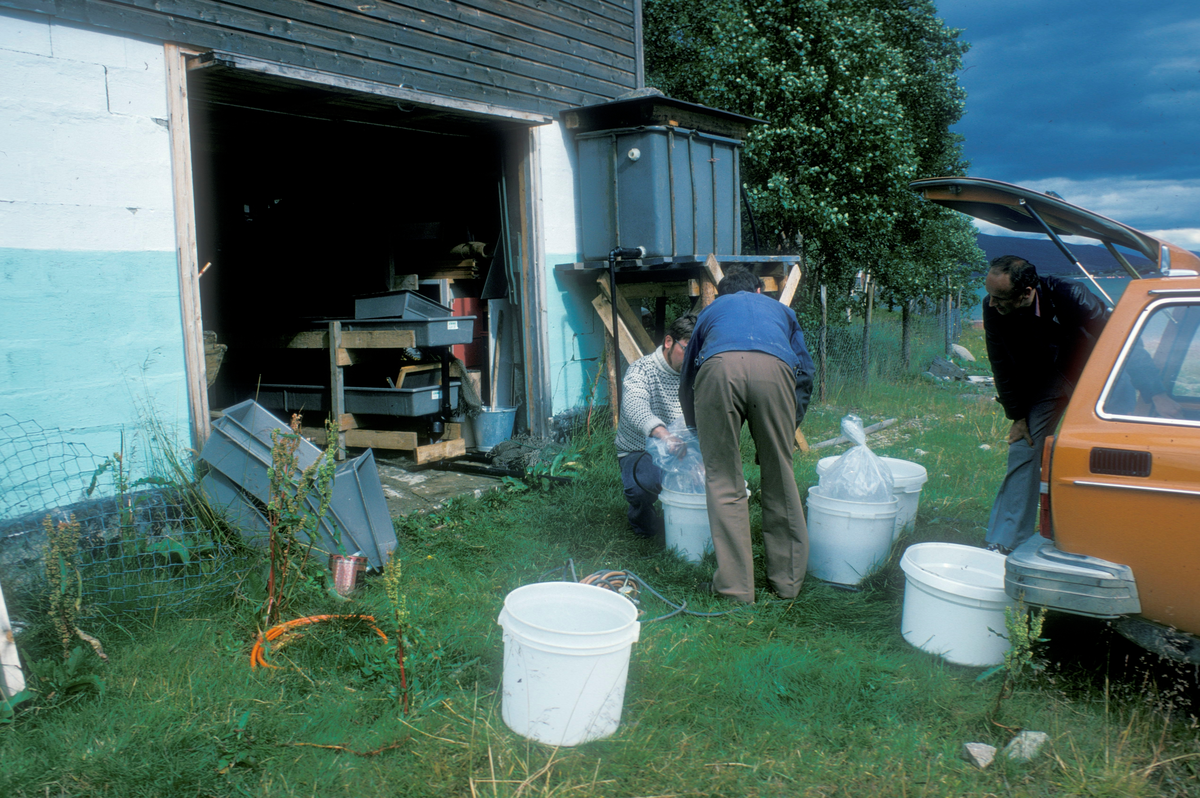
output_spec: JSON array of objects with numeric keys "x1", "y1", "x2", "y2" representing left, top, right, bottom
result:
[
  {"x1": 694, "y1": 351, "x2": 807, "y2": 602},
  {"x1": 619, "y1": 451, "x2": 663, "y2": 538}
]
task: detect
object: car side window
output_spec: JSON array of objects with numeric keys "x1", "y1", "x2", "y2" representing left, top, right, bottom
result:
[{"x1": 1102, "y1": 302, "x2": 1200, "y2": 422}]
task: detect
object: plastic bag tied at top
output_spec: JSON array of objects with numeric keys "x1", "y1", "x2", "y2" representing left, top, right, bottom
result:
[
  {"x1": 645, "y1": 417, "x2": 705, "y2": 494},
  {"x1": 816, "y1": 414, "x2": 894, "y2": 503}
]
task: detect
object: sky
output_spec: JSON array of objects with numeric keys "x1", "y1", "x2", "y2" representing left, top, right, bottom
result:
[{"x1": 934, "y1": 1, "x2": 1200, "y2": 249}]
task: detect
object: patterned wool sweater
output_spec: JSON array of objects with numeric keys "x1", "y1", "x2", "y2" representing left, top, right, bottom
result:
[{"x1": 615, "y1": 346, "x2": 682, "y2": 455}]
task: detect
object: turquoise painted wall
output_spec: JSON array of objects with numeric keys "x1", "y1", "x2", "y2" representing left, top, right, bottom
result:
[
  {"x1": 544, "y1": 255, "x2": 610, "y2": 416},
  {"x1": 0, "y1": 248, "x2": 189, "y2": 499}
]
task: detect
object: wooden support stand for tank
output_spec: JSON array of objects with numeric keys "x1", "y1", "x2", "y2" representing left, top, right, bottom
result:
[{"x1": 287, "y1": 327, "x2": 465, "y2": 464}]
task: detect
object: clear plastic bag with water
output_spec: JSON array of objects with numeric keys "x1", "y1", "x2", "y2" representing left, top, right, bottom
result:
[
  {"x1": 646, "y1": 417, "x2": 705, "y2": 494},
  {"x1": 817, "y1": 414, "x2": 893, "y2": 502}
]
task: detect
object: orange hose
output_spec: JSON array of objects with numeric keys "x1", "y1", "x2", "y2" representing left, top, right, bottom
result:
[{"x1": 250, "y1": 614, "x2": 388, "y2": 669}]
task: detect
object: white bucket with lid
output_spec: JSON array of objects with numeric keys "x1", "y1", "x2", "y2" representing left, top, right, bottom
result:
[
  {"x1": 805, "y1": 486, "x2": 898, "y2": 585},
  {"x1": 660, "y1": 486, "x2": 752, "y2": 563},
  {"x1": 817, "y1": 455, "x2": 928, "y2": 538},
  {"x1": 900, "y1": 542, "x2": 1013, "y2": 667},
  {"x1": 497, "y1": 582, "x2": 640, "y2": 746}
]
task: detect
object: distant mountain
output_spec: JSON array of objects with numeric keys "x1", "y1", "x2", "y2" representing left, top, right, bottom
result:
[{"x1": 974, "y1": 233, "x2": 1155, "y2": 277}]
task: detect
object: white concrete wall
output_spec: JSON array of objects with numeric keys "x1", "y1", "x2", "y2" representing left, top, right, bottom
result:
[
  {"x1": 0, "y1": 10, "x2": 186, "y2": 515},
  {"x1": 536, "y1": 121, "x2": 609, "y2": 417}
]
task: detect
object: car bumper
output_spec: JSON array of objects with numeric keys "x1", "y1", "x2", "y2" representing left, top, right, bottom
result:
[{"x1": 1004, "y1": 536, "x2": 1140, "y2": 618}]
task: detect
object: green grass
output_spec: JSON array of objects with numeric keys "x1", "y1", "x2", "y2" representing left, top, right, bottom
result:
[{"x1": 3, "y1": 361, "x2": 1198, "y2": 797}]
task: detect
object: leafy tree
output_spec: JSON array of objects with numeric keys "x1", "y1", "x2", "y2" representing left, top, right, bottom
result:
[{"x1": 644, "y1": 0, "x2": 984, "y2": 317}]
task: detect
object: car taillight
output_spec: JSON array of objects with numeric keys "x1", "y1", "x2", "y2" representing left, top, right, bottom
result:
[{"x1": 1038, "y1": 434, "x2": 1054, "y2": 539}]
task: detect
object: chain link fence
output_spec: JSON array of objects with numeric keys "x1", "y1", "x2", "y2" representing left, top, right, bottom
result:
[
  {"x1": 805, "y1": 300, "x2": 972, "y2": 400},
  {"x1": 0, "y1": 415, "x2": 248, "y2": 623}
]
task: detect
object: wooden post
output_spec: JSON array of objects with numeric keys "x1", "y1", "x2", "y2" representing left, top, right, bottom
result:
[
  {"x1": 329, "y1": 321, "x2": 346, "y2": 461},
  {"x1": 778, "y1": 264, "x2": 802, "y2": 306},
  {"x1": 902, "y1": 298, "x2": 913, "y2": 371},
  {"x1": 861, "y1": 275, "x2": 874, "y2": 385},
  {"x1": 164, "y1": 44, "x2": 210, "y2": 448},
  {"x1": 819, "y1": 284, "x2": 828, "y2": 403},
  {"x1": 604, "y1": 330, "x2": 620, "y2": 430},
  {"x1": 699, "y1": 254, "x2": 721, "y2": 308},
  {"x1": 945, "y1": 277, "x2": 953, "y2": 357}
]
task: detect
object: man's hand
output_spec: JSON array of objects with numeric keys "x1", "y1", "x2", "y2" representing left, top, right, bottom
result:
[{"x1": 1007, "y1": 418, "x2": 1033, "y2": 446}]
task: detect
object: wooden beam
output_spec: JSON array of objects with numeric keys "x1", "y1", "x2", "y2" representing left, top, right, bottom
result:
[
  {"x1": 305, "y1": 427, "x2": 419, "y2": 451},
  {"x1": 778, "y1": 264, "x2": 802, "y2": 306},
  {"x1": 603, "y1": 329, "x2": 620, "y2": 430},
  {"x1": 617, "y1": 282, "x2": 692, "y2": 299},
  {"x1": 414, "y1": 438, "x2": 467, "y2": 465},
  {"x1": 811, "y1": 418, "x2": 897, "y2": 450},
  {"x1": 595, "y1": 276, "x2": 656, "y2": 356},
  {"x1": 329, "y1": 321, "x2": 346, "y2": 461},
  {"x1": 704, "y1": 253, "x2": 724, "y2": 286},
  {"x1": 760, "y1": 275, "x2": 779, "y2": 293},
  {"x1": 395, "y1": 363, "x2": 441, "y2": 389},
  {"x1": 592, "y1": 294, "x2": 646, "y2": 364},
  {"x1": 289, "y1": 329, "x2": 417, "y2": 349},
  {"x1": 794, "y1": 428, "x2": 809, "y2": 453},
  {"x1": 699, "y1": 274, "x2": 718, "y2": 309},
  {"x1": 165, "y1": 44, "x2": 209, "y2": 449}
]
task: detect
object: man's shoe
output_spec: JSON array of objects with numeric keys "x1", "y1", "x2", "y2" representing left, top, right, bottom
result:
[
  {"x1": 985, "y1": 542, "x2": 1013, "y2": 556},
  {"x1": 697, "y1": 581, "x2": 718, "y2": 595}
]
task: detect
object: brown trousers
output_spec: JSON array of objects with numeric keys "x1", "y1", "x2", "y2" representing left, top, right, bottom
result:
[{"x1": 694, "y1": 352, "x2": 808, "y2": 602}]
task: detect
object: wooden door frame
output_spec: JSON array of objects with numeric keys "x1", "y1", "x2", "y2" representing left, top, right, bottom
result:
[{"x1": 165, "y1": 43, "x2": 210, "y2": 450}]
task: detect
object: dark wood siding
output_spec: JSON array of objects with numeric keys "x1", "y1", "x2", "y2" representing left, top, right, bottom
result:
[{"x1": 1, "y1": 0, "x2": 637, "y2": 115}]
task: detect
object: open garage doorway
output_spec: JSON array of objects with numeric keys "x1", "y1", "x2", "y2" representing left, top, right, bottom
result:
[{"x1": 182, "y1": 54, "x2": 543, "y2": 459}]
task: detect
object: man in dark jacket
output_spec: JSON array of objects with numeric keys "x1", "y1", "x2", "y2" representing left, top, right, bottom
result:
[
  {"x1": 982, "y1": 255, "x2": 1108, "y2": 553},
  {"x1": 679, "y1": 266, "x2": 815, "y2": 602}
]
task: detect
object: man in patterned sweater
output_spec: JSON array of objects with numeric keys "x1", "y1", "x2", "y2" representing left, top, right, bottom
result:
[{"x1": 615, "y1": 314, "x2": 695, "y2": 537}]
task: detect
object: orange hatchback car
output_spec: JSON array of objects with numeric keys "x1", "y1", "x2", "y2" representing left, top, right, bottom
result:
[{"x1": 913, "y1": 178, "x2": 1200, "y2": 664}]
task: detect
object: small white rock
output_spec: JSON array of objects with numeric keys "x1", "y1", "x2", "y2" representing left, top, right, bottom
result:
[
  {"x1": 980, "y1": 444, "x2": 992, "y2": 451},
  {"x1": 951, "y1": 343, "x2": 976, "y2": 362},
  {"x1": 1003, "y1": 730, "x2": 1050, "y2": 762},
  {"x1": 913, "y1": 449, "x2": 928, "y2": 456},
  {"x1": 963, "y1": 742, "x2": 997, "y2": 769}
]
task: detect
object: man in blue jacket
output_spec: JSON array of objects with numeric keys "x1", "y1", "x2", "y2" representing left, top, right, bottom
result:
[{"x1": 679, "y1": 266, "x2": 815, "y2": 602}]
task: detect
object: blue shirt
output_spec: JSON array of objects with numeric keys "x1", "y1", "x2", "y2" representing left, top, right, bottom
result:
[{"x1": 679, "y1": 291, "x2": 816, "y2": 427}]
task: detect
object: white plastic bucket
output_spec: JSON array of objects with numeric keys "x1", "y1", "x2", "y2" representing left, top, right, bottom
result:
[
  {"x1": 805, "y1": 486, "x2": 898, "y2": 585},
  {"x1": 817, "y1": 455, "x2": 928, "y2": 539},
  {"x1": 900, "y1": 542, "x2": 1013, "y2": 667},
  {"x1": 497, "y1": 582, "x2": 640, "y2": 746},
  {"x1": 659, "y1": 486, "x2": 751, "y2": 564},
  {"x1": 660, "y1": 488, "x2": 709, "y2": 563}
]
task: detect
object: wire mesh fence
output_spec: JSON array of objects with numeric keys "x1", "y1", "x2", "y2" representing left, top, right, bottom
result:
[
  {"x1": 0, "y1": 415, "x2": 248, "y2": 622},
  {"x1": 806, "y1": 303, "x2": 971, "y2": 400}
]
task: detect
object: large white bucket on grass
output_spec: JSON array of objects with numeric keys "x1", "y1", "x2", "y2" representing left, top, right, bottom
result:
[
  {"x1": 660, "y1": 486, "x2": 752, "y2": 563},
  {"x1": 817, "y1": 455, "x2": 928, "y2": 538},
  {"x1": 900, "y1": 543, "x2": 1013, "y2": 667},
  {"x1": 805, "y1": 486, "x2": 899, "y2": 585},
  {"x1": 497, "y1": 582, "x2": 640, "y2": 746}
]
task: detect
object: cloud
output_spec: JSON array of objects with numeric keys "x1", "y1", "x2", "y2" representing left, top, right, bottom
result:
[
  {"x1": 1010, "y1": 176, "x2": 1200, "y2": 231},
  {"x1": 940, "y1": 0, "x2": 1200, "y2": 214},
  {"x1": 955, "y1": 176, "x2": 1200, "y2": 237},
  {"x1": 1147, "y1": 228, "x2": 1200, "y2": 250}
]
